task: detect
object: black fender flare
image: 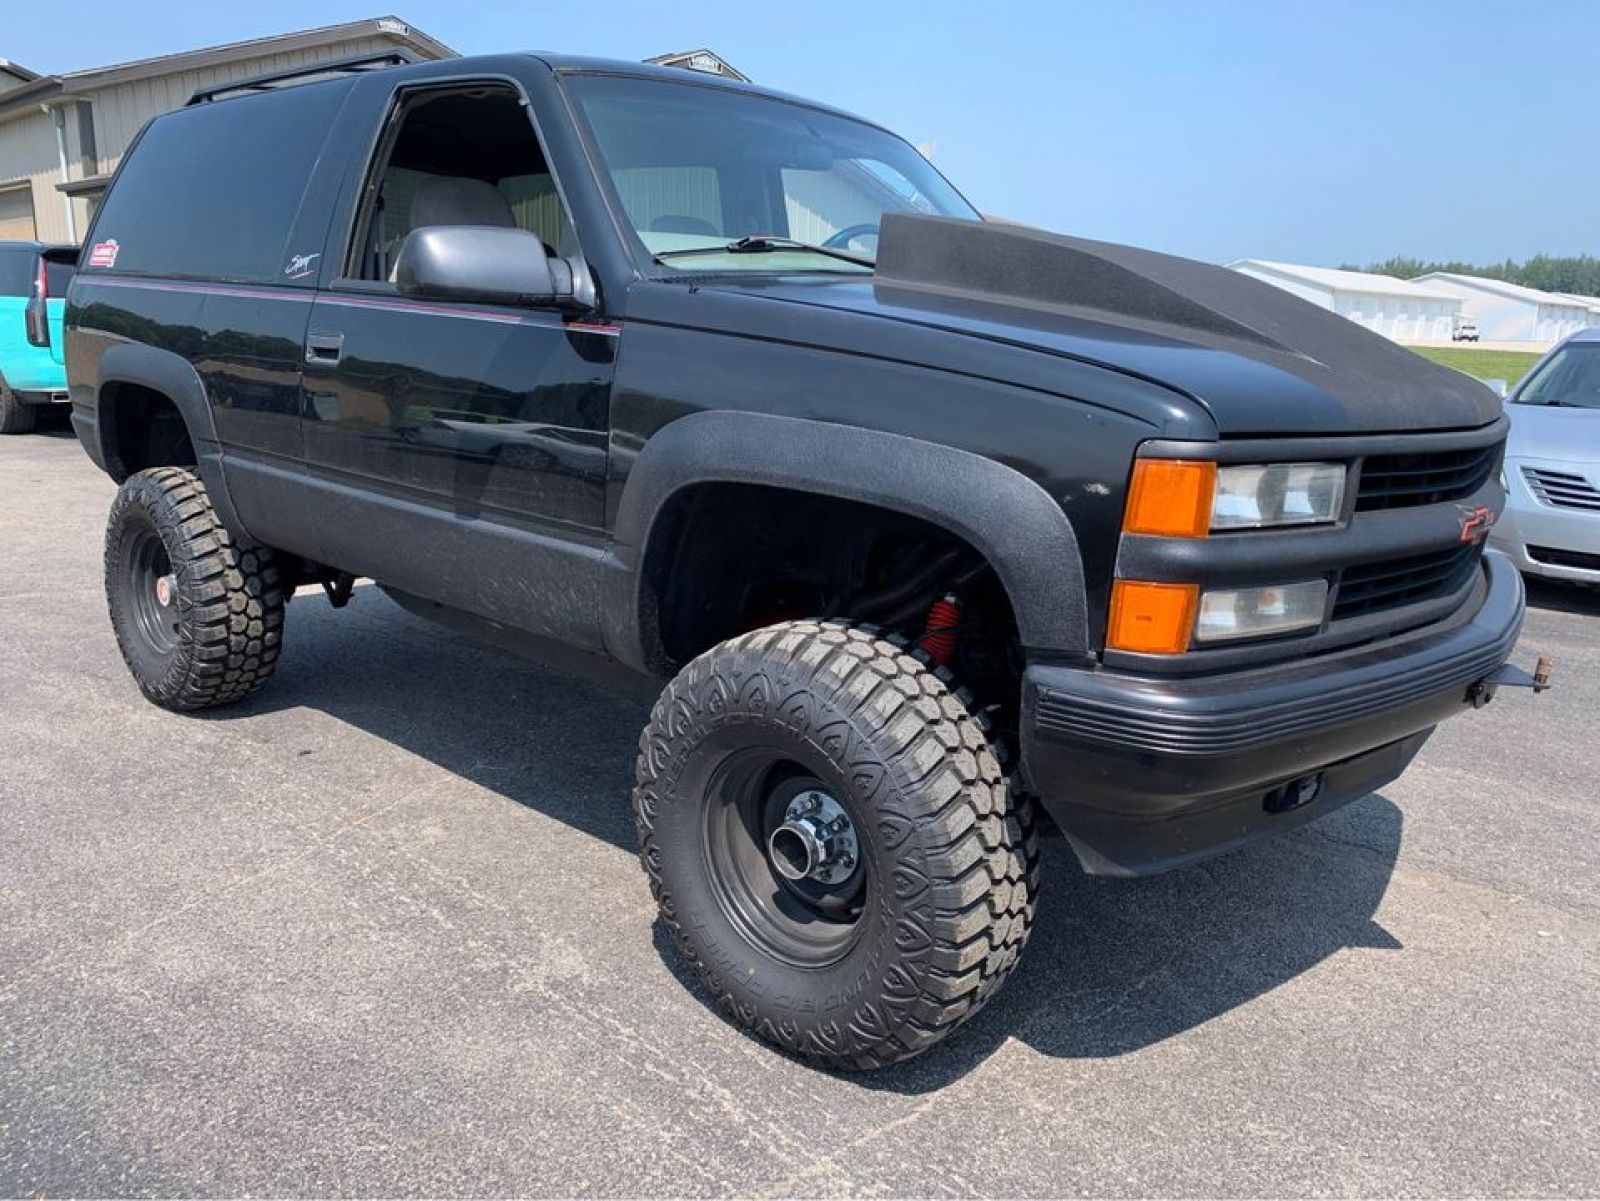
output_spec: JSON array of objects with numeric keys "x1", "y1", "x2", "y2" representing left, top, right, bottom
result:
[
  {"x1": 604, "y1": 410, "x2": 1092, "y2": 671},
  {"x1": 94, "y1": 343, "x2": 245, "y2": 534}
]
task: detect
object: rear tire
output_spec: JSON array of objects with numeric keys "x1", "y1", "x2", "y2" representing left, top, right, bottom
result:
[
  {"x1": 105, "y1": 467, "x2": 285, "y2": 710},
  {"x1": 0, "y1": 381, "x2": 38, "y2": 434},
  {"x1": 634, "y1": 620, "x2": 1039, "y2": 1070}
]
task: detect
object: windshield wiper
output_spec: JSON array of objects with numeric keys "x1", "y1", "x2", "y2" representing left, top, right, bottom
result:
[{"x1": 655, "y1": 235, "x2": 874, "y2": 268}]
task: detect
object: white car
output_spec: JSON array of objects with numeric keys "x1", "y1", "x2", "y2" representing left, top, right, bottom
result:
[{"x1": 1491, "y1": 328, "x2": 1600, "y2": 584}]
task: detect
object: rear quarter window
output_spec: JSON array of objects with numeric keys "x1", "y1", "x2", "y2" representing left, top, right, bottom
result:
[
  {"x1": 87, "y1": 82, "x2": 350, "y2": 283},
  {"x1": 0, "y1": 247, "x2": 32, "y2": 297},
  {"x1": 45, "y1": 260, "x2": 74, "y2": 298}
]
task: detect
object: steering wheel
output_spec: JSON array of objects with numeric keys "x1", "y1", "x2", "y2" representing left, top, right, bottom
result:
[{"x1": 823, "y1": 223, "x2": 881, "y2": 252}]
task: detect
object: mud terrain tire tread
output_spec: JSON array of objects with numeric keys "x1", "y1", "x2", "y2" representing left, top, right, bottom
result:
[
  {"x1": 634, "y1": 619, "x2": 1039, "y2": 1070},
  {"x1": 105, "y1": 466, "x2": 284, "y2": 710}
]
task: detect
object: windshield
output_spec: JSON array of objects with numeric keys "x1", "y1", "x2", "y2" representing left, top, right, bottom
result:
[
  {"x1": 567, "y1": 74, "x2": 980, "y2": 273},
  {"x1": 1515, "y1": 343, "x2": 1600, "y2": 409}
]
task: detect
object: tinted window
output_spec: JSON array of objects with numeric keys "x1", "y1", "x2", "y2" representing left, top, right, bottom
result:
[
  {"x1": 88, "y1": 82, "x2": 349, "y2": 282},
  {"x1": 45, "y1": 260, "x2": 74, "y2": 298},
  {"x1": 0, "y1": 246, "x2": 31, "y2": 296}
]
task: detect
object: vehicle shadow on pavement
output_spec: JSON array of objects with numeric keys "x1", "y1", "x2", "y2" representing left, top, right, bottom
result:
[
  {"x1": 833, "y1": 799, "x2": 1404, "y2": 1092},
  {"x1": 1523, "y1": 578, "x2": 1600, "y2": 616},
  {"x1": 218, "y1": 589, "x2": 656, "y2": 852},
  {"x1": 234, "y1": 591, "x2": 1404, "y2": 1094},
  {"x1": 651, "y1": 796, "x2": 1403, "y2": 1093},
  {"x1": 28, "y1": 408, "x2": 76, "y2": 437}
]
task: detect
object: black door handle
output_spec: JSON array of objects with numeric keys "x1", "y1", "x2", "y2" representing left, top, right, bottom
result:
[{"x1": 305, "y1": 332, "x2": 344, "y2": 364}]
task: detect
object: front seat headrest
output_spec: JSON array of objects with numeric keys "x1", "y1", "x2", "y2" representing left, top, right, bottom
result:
[{"x1": 410, "y1": 176, "x2": 517, "y2": 230}]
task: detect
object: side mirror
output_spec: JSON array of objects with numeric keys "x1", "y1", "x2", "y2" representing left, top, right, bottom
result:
[{"x1": 393, "y1": 226, "x2": 575, "y2": 308}]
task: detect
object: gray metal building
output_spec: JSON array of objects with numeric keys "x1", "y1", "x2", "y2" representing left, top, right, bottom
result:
[{"x1": 0, "y1": 17, "x2": 454, "y2": 245}]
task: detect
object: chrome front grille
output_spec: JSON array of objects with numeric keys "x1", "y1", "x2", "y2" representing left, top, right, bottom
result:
[{"x1": 1522, "y1": 466, "x2": 1600, "y2": 511}]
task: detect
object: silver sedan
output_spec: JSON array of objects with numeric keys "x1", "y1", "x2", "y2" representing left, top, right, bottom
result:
[{"x1": 1491, "y1": 328, "x2": 1600, "y2": 585}]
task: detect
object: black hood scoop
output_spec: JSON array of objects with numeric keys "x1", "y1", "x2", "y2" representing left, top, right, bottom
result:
[{"x1": 871, "y1": 214, "x2": 1501, "y2": 434}]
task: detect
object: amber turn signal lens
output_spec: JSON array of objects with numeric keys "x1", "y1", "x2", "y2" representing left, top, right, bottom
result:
[
  {"x1": 1107, "y1": 580, "x2": 1199, "y2": 654},
  {"x1": 1123, "y1": 459, "x2": 1217, "y2": 538}
]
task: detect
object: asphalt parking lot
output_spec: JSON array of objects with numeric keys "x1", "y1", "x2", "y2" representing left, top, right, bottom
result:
[{"x1": 2, "y1": 419, "x2": 1597, "y2": 1197}]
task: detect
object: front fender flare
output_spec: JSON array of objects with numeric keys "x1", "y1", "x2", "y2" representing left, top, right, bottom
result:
[{"x1": 605, "y1": 410, "x2": 1092, "y2": 671}]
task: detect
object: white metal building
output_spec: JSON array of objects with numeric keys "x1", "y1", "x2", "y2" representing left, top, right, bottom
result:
[
  {"x1": 1554, "y1": 293, "x2": 1600, "y2": 329},
  {"x1": 1412, "y1": 273, "x2": 1595, "y2": 344},
  {"x1": 0, "y1": 18, "x2": 455, "y2": 245},
  {"x1": 1228, "y1": 259, "x2": 1463, "y2": 343}
]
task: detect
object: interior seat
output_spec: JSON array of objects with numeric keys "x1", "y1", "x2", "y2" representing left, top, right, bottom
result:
[
  {"x1": 387, "y1": 176, "x2": 529, "y2": 282},
  {"x1": 411, "y1": 176, "x2": 518, "y2": 230}
]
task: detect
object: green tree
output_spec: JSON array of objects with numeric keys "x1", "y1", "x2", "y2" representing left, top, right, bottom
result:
[{"x1": 1349, "y1": 253, "x2": 1600, "y2": 297}]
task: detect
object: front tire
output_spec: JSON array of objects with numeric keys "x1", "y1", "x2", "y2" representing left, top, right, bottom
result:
[
  {"x1": 634, "y1": 620, "x2": 1039, "y2": 1070},
  {"x1": 105, "y1": 467, "x2": 285, "y2": 710},
  {"x1": 0, "y1": 381, "x2": 38, "y2": 434}
]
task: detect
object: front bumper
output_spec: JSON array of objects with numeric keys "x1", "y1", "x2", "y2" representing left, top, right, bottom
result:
[
  {"x1": 1021, "y1": 550, "x2": 1526, "y2": 876},
  {"x1": 1490, "y1": 461, "x2": 1600, "y2": 584}
]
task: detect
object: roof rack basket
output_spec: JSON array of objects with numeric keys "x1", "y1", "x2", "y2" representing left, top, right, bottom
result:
[{"x1": 187, "y1": 52, "x2": 412, "y2": 105}]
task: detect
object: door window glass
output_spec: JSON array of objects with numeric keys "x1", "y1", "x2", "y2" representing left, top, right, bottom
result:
[{"x1": 350, "y1": 86, "x2": 574, "y2": 283}]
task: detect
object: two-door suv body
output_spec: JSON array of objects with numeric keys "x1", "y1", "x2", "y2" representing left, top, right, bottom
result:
[{"x1": 65, "y1": 53, "x2": 1530, "y2": 1068}]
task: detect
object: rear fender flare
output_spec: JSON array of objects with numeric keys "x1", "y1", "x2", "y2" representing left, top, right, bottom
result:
[{"x1": 94, "y1": 343, "x2": 244, "y2": 534}]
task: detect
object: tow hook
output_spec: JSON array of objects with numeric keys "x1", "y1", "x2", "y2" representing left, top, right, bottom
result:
[{"x1": 1467, "y1": 655, "x2": 1554, "y2": 709}]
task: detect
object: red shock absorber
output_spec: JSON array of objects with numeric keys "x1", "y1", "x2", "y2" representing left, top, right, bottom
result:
[{"x1": 921, "y1": 593, "x2": 962, "y2": 667}]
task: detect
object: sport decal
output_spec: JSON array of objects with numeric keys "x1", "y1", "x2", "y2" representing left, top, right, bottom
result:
[
  {"x1": 283, "y1": 252, "x2": 321, "y2": 280},
  {"x1": 87, "y1": 239, "x2": 120, "y2": 268}
]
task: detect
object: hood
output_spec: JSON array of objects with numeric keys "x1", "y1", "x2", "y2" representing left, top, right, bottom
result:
[
  {"x1": 696, "y1": 215, "x2": 1501, "y2": 437},
  {"x1": 1506, "y1": 401, "x2": 1600, "y2": 464}
]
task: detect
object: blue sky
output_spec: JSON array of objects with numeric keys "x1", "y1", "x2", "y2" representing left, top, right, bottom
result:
[{"x1": 6, "y1": 1, "x2": 1592, "y2": 266}]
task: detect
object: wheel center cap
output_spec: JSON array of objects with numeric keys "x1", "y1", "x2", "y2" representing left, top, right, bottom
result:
[
  {"x1": 155, "y1": 574, "x2": 175, "y2": 608},
  {"x1": 768, "y1": 790, "x2": 859, "y2": 885}
]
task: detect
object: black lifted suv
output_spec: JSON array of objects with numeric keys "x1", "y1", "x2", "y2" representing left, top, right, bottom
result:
[{"x1": 66, "y1": 53, "x2": 1537, "y2": 1069}]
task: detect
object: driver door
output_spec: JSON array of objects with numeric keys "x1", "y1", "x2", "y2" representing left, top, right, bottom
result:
[{"x1": 300, "y1": 80, "x2": 617, "y2": 642}]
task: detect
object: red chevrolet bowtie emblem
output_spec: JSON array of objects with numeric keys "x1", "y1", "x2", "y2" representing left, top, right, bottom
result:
[{"x1": 1457, "y1": 504, "x2": 1496, "y2": 544}]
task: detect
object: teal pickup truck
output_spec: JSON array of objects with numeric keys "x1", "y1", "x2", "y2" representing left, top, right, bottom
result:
[{"x1": 0, "y1": 241, "x2": 75, "y2": 434}]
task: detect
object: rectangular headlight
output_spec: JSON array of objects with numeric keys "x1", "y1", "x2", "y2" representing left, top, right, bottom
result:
[
  {"x1": 1211, "y1": 463, "x2": 1345, "y2": 530},
  {"x1": 1195, "y1": 580, "x2": 1327, "y2": 643}
]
